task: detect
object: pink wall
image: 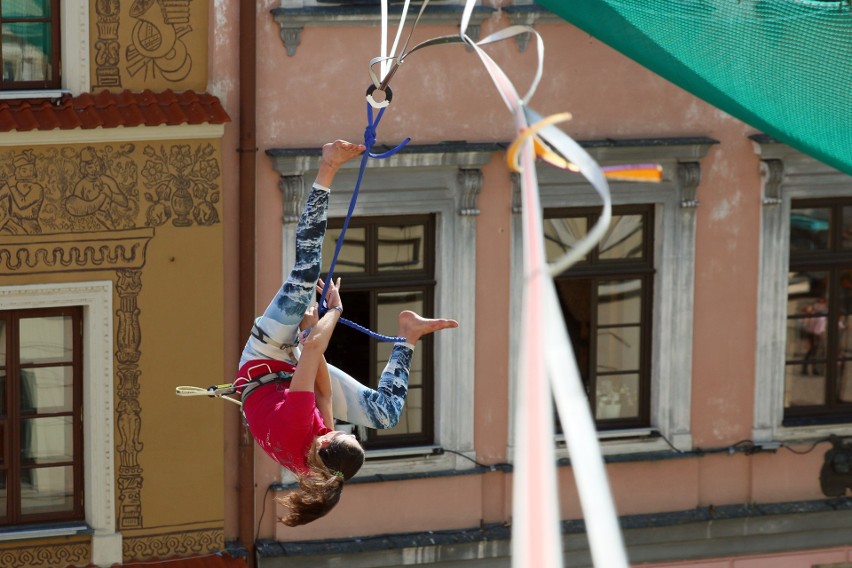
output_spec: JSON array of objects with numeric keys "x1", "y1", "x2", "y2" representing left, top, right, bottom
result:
[{"x1": 211, "y1": 1, "x2": 834, "y2": 551}]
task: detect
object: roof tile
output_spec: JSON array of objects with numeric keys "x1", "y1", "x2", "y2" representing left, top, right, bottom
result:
[{"x1": 0, "y1": 90, "x2": 230, "y2": 133}]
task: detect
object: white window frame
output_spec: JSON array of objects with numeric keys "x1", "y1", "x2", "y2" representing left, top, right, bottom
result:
[
  {"x1": 753, "y1": 140, "x2": 852, "y2": 443},
  {"x1": 269, "y1": 146, "x2": 487, "y2": 476},
  {"x1": 0, "y1": 282, "x2": 121, "y2": 566},
  {"x1": 509, "y1": 140, "x2": 714, "y2": 457}
]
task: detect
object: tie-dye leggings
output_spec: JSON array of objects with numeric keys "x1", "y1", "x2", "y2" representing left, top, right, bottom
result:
[{"x1": 239, "y1": 182, "x2": 414, "y2": 430}]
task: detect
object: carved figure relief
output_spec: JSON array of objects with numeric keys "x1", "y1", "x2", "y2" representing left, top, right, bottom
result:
[
  {"x1": 141, "y1": 143, "x2": 220, "y2": 227},
  {"x1": 66, "y1": 146, "x2": 133, "y2": 230},
  {"x1": 126, "y1": 0, "x2": 193, "y2": 82},
  {"x1": 0, "y1": 151, "x2": 45, "y2": 235},
  {"x1": 0, "y1": 143, "x2": 220, "y2": 240}
]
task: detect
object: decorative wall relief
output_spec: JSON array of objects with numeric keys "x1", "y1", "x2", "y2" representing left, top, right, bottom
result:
[
  {"x1": 141, "y1": 143, "x2": 220, "y2": 227},
  {"x1": 0, "y1": 143, "x2": 220, "y2": 248},
  {"x1": 116, "y1": 268, "x2": 145, "y2": 531},
  {"x1": 123, "y1": 528, "x2": 224, "y2": 561},
  {"x1": 0, "y1": 151, "x2": 44, "y2": 235},
  {"x1": 0, "y1": 541, "x2": 90, "y2": 568},
  {"x1": 94, "y1": 0, "x2": 122, "y2": 88},
  {"x1": 127, "y1": 0, "x2": 193, "y2": 82},
  {"x1": 65, "y1": 146, "x2": 137, "y2": 230}
]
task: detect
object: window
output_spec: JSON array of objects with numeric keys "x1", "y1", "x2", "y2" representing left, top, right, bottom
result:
[
  {"x1": 269, "y1": 144, "x2": 485, "y2": 474},
  {"x1": 0, "y1": 282, "x2": 118, "y2": 564},
  {"x1": 321, "y1": 215, "x2": 437, "y2": 448},
  {"x1": 0, "y1": 306, "x2": 83, "y2": 525},
  {"x1": 753, "y1": 138, "x2": 852, "y2": 443},
  {"x1": 545, "y1": 205, "x2": 654, "y2": 430},
  {"x1": 509, "y1": 139, "x2": 714, "y2": 455},
  {"x1": 784, "y1": 199, "x2": 852, "y2": 424},
  {"x1": 0, "y1": 0, "x2": 61, "y2": 90}
]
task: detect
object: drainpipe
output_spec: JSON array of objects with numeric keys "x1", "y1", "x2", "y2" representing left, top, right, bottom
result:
[{"x1": 238, "y1": 1, "x2": 257, "y2": 566}]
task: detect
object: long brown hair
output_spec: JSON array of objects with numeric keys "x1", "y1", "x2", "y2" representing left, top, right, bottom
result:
[{"x1": 277, "y1": 434, "x2": 365, "y2": 526}]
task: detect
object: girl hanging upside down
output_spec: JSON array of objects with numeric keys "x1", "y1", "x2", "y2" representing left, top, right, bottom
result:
[{"x1": 237, "y1": 140, "x2": 458, "y2": 526}]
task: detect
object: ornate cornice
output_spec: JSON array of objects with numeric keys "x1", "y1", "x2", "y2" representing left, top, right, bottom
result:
[
  {"x1": 677, "y1": 162, "x2": 701, "y2": 208},
  {"x1": 760, "y1": 159, "x2": 784, "y2": 206},
  {"x1": 457, "y1": 169, "x2": 483, "y2": 216},
  {"x1": 0, "y1": 229, "x2": 154, "y2": 275}
]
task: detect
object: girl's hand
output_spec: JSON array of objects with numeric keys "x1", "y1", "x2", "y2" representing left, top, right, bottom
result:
[
  {"x1": 300, "y1": 305, "x2": 319, "y2": 331},
  {"x1": 317, "y1": 277, "x2": 343, "y2": 313}
]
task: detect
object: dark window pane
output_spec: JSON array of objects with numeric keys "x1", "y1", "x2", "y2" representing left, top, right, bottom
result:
[
  {"x1": 374, "y1": 291, "x2": 424, "y2": 438},
  {"x1": 554, "y1": 279, "x2": 592, "y2": 382},
  {"x1": 600, "y1": 215, "x2": 644, "y2": 260},
  {"x1": 20, "y1": 465, "x2": 74, "y2": 516},
  {"x1": 0, "y1": 319, "x2": 6, "y2": 366},
  {"x1": 1, "y1": 22, "x2": 52, "y2": 82},
  {"x1": 322, "y1": 215, "x2": 435, "y2": 448},
  {"x1": 377, "y1": 224, "x2": 424, "y2": 272},
  {"x1": 597, "y1": 327, "x2": 640, "y2": 373},
  {"x1": 20, "y1": 367, "x2": 73, "y2": 414},
  {"x1": 544, "y1": 217, "x2": 588, "y2": 264},
  {"x1": 322, "y1": 226, "x2": 366, "y2": 274},
  {"x1": 785, "y1": 362, "x2": 826, "y2": 407},
  {"x1": 21, "y1": 416, "x2": 73, "y2": 465},
  {"x1": 0, "y1": 471, "x2": 6, "y2": 517},
  {"x1": 597, "y1": 279, "x2": 642, "y2": 326},
  {"x1": 843, "y1": 207, "x2": 852, "y2": 250},
  {"x1": 19, "y1": 315, "x2": 73, "y2": 365},
  {"x1": 790, "y1": 208, "x2": 830, "y2": 253},
  {"x1": 595, "y1": 374, "x2": 640, "y2": 420},
  {"x1": 2, "y1": 1, "x2": 51, "y2": 18}
]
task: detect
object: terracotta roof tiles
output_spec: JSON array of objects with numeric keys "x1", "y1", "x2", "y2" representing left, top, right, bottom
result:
[{"x1": 0, "y1": 89, "x2": 230, "y2": 133}]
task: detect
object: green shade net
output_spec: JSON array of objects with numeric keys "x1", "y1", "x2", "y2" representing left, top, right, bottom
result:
[{"x1": 535, "y1": 0, "x2": 852, "y2": 175}]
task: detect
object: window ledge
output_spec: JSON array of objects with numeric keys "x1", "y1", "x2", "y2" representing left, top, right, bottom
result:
[
  {"x1": 0, "y1": 90, "x2": 69, "y2": 101},
  {"x1": 0, "y1": 522, "x2": 90, "y2": 542}
]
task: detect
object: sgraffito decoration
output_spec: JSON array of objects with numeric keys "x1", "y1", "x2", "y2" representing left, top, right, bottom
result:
[
  {"x1": 0, "y1": 541, "x2": 90, "y2": 568},
  {"x1": 116, "y1": 268, "x2": 144, "y2": 531},
  {"x1": 94, "y1": 0, "x2": 122, "y2": 88},
  {"x1": 141, "y1": 143, "x2": 220, "y2": 227},
  {"x1": 0, "y1": 143, "x2": 220, "y2": 244},
  {"x1": 127, "y1": 0, "x2": 193, "y2": 82},
  {"x1": 122, "y1": 528, "x2": 224, "y2": 561},
  {"x1": 0, "y1": 142, "x2": 222, "y2": 537}
]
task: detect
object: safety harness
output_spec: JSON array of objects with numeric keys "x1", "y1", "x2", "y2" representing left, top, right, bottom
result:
[{"x1": 175, "y1": 359, "x2": 297, "y2": 407}]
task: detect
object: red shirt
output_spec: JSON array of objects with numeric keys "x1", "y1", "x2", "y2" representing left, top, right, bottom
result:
[{"x1": 240, "y1": 364, "x2": 329, "y2": 474}]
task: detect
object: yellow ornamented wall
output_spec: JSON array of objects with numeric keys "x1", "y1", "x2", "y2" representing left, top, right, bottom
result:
[
  {"x1": 91, "y1": 0, "x2": 209, "y2": 92},
  {"x1": 0, "y1": 138, "x2": 225, "y2": 562}
]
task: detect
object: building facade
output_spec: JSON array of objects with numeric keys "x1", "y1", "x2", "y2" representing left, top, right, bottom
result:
[
  {"x1": 3, "y1": 1, "x2": 852, "y2": 568},
  {"x1": 0, "y1": 2, "x2": 231, "y2": 567}
]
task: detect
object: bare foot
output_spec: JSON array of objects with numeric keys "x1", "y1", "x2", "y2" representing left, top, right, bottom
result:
[
  {"x1": 321, "y1": 140, "x2": 366, "y2": 170},
  {"x1": 315, "y1": 140, "x2": 366, "y2": 188},
  {"x1": 398, "y1": 310, "x2": 458, "y2": 344}
]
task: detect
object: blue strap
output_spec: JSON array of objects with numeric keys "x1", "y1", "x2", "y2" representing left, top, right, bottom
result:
[{"x1": 319, "y1": 93, "x2": 411, "y2": 343}]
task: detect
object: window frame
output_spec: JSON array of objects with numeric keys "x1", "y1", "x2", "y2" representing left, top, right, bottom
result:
[
  {"x1": 753, "y1": 139, "x2": 852, "y2": 443},
  {"x1": 546, "y1": 204, "x2": 656, "y2": 431},
  {"x1": 0, "y1": 306, "x2": 84, "y2": 525},
  {"x1": 0, "y1": 2, "x2": 89, "y2": 97},
  {"x1": 0, "y1": 282, "x2": 119, "y2": 564},
  {"x1": 268, "y1": 145, "x2": 487, "y2": 476},
  {"x1": 322, "y1": 213, "x2": 439, "y2": 449},
  {"x1": 784, "y1": 198, "x2": 852, "y2": 423},
  {"x1": 0, "y1": 0, "x2": 61, "y2": 90},
  {"x1": 509, "y1": 139, "x2": 714, "y2": 457}
]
